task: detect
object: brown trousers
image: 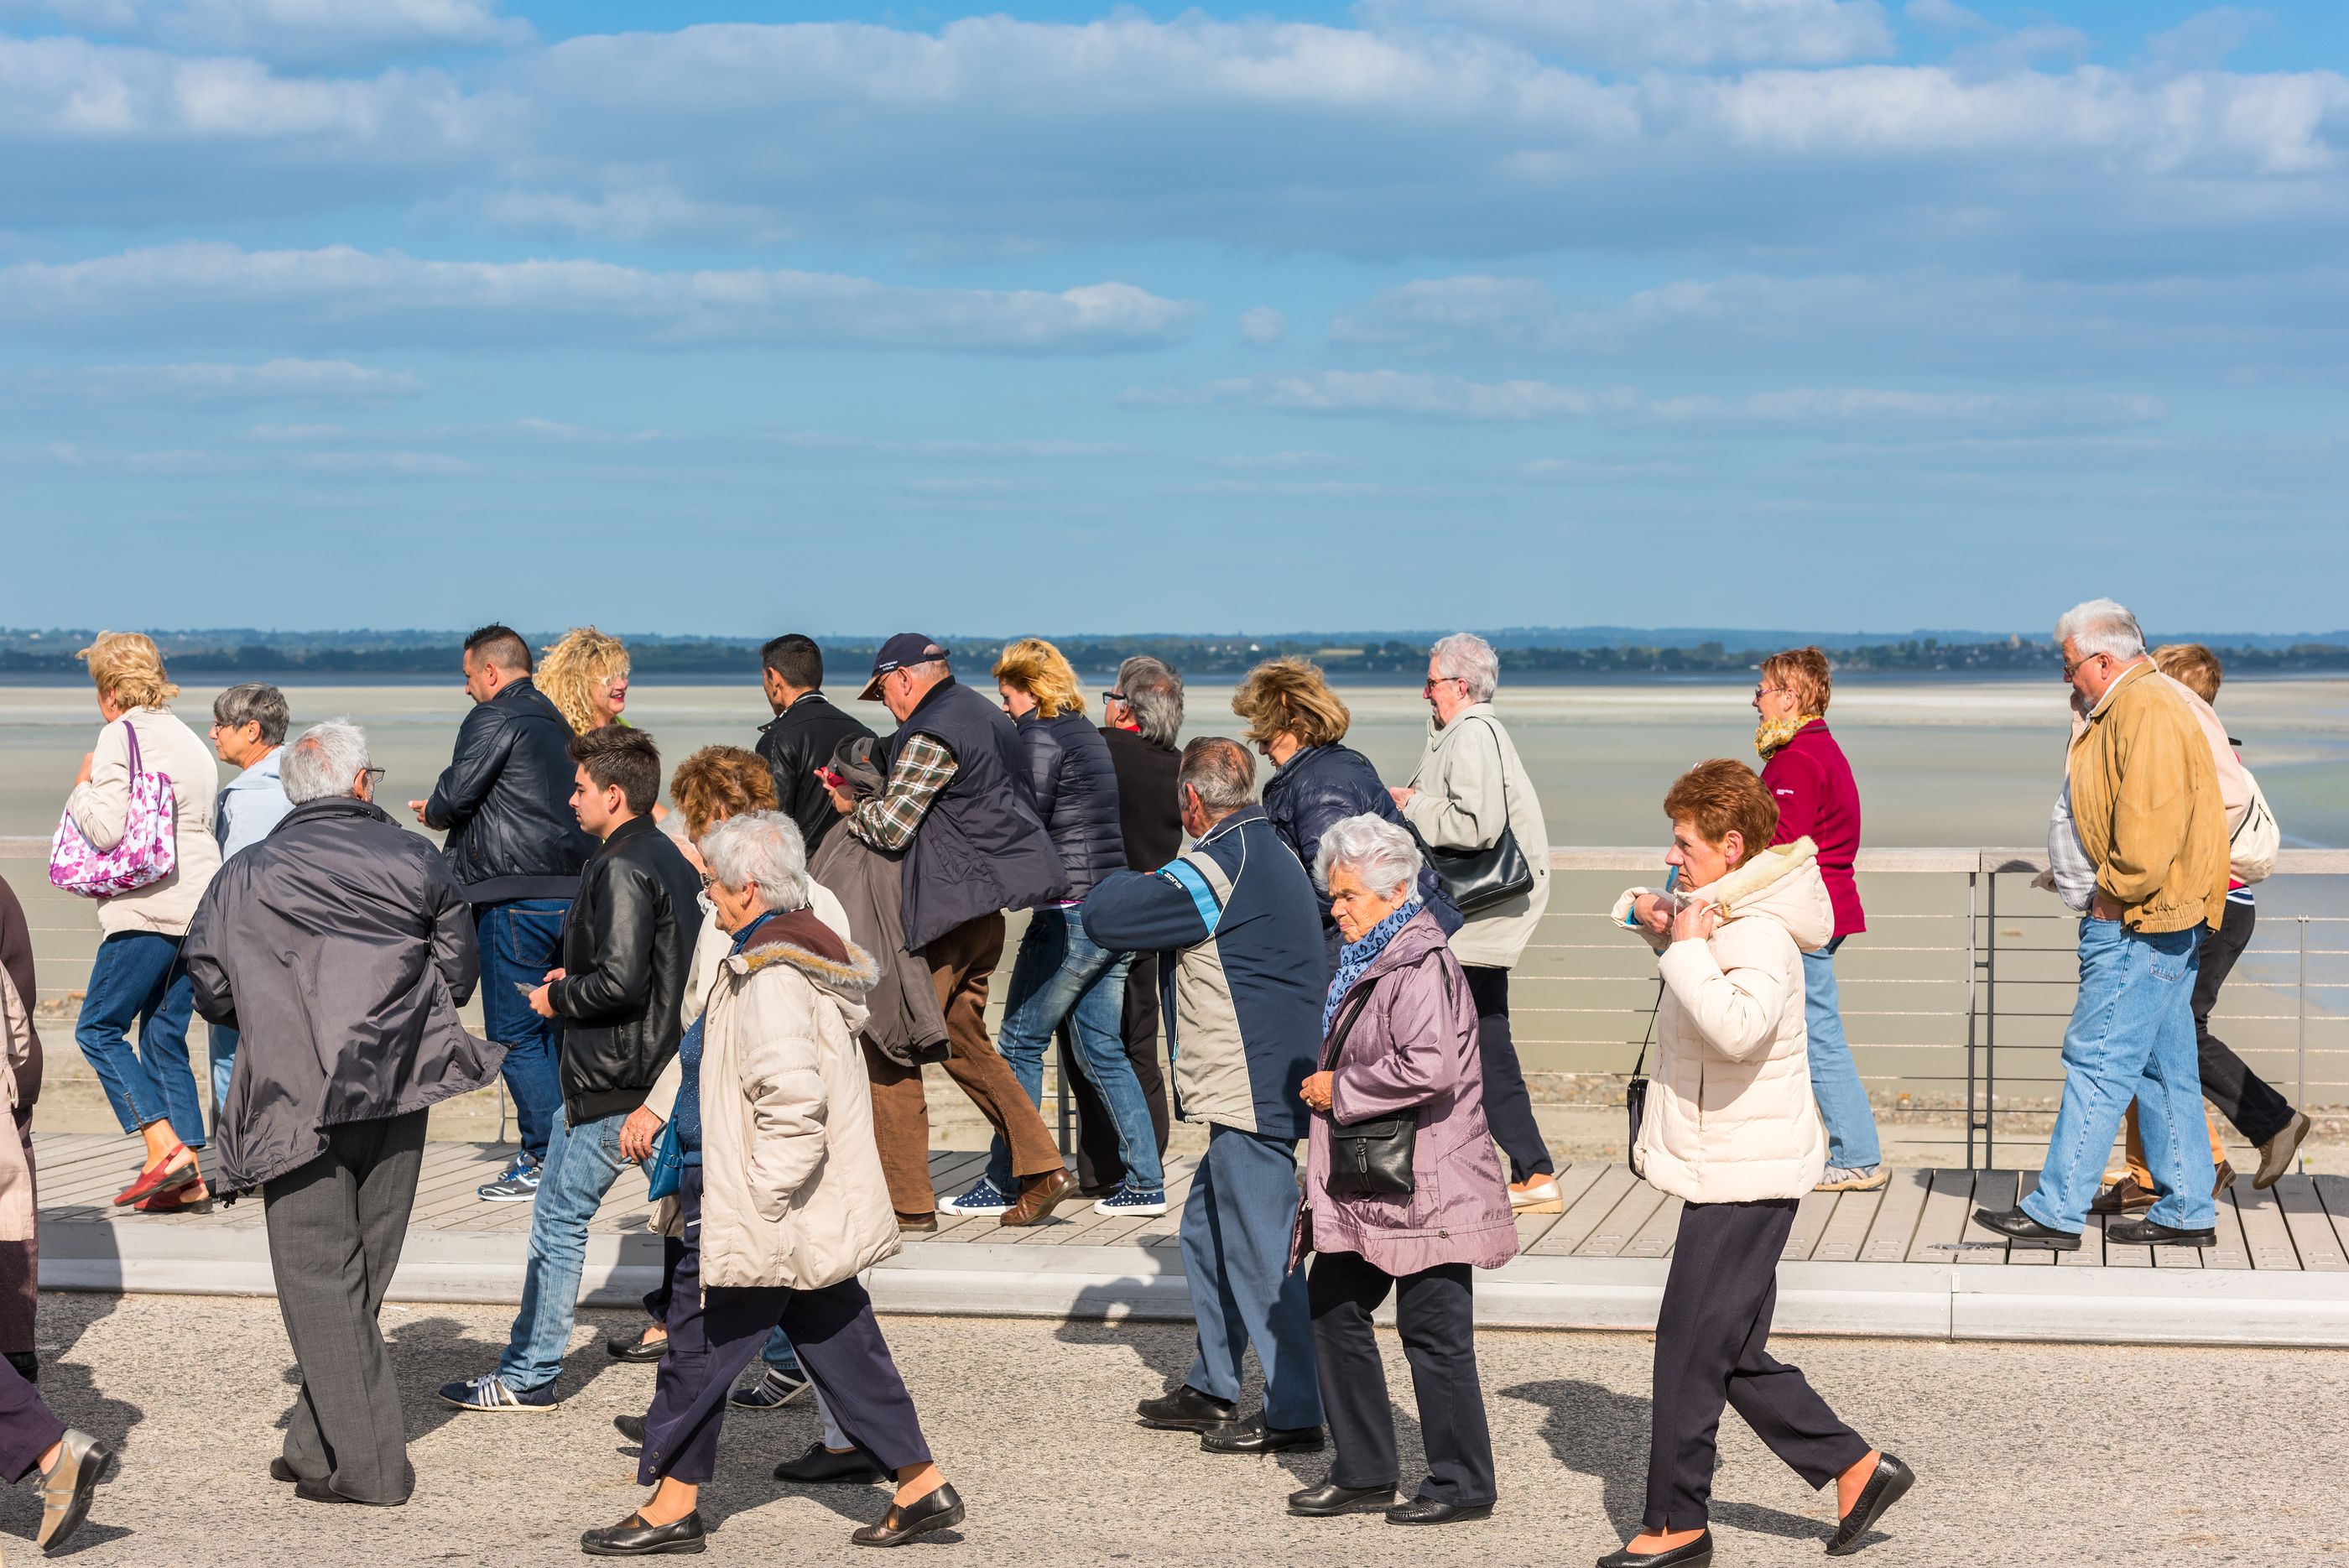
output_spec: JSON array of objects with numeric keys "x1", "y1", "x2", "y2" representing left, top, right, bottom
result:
[{"x1": 865, "y1": 913, "x2": 1065, "y2": 1216}]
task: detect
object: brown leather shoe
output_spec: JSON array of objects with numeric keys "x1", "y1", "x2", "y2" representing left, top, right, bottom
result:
[
  {"x1": 998, "y1": 1168, "x2": 1075, "y2": 1227},
  {"x1": 2091, "y1": 1160, "x2": 2234, "y2": 1215}
]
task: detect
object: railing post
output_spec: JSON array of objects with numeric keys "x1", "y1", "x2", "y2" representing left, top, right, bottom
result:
[
  {"x1": 1964, "y1": 869, "x2": 1981, "y2": 1170},
  {"x1": 1985, "y1": 871, "x2": 1997, "y2": 1169},
  {"x1": 2300, "y1": 916, "x2": 2311, "y2": 1112}
]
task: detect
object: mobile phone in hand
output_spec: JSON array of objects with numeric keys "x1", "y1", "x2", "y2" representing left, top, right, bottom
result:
[{"x1": 513, "y1": 981, "x2": 537, "y2": 998}]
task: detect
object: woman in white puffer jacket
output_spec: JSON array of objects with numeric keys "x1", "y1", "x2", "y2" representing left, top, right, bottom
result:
[{"x1": 1595, "y1": 760, "x2": 1913, "y2": 1568}]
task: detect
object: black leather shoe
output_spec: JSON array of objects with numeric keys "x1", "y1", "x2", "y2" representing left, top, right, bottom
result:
[
  {"x1": 1971, "y1": 1206, "x2": 2081, "y2": 1251},
  {"x1": 607, "y1": 1326, "x2": 669, "y2": 1363},
  {"x1": 581, "y1": 1510, "x2": 708, "y2": 1555},
  {"x1": 269, "y1": 1457, "x2": 300, "y2": 1484},
  {"x1": 1386, "y1": 1496, "x2": 1492, "y2": 1525},
  {"x1": 1826, "y1": 1452, "x2": 1914, "y2": 1556},
  {"x1": 294, "y1": 1477, "x2": 406, "y2": 1507},
  {"x1": 1289, "y1": 1480, "x2": 1396, "y2": 1516},
  {"x1": 2106, "y1": 1218, "x2": 2217, "y2": 1248},
  {"x1": 774, "y1": 1443, "x2": 886, "y2": 1484},
  {"x1": 1596, "y1": 1530, "x2": 1714, "y2": 1567},
  {"x1": 614, "y1": 1414, "x2": 647, "y2": 1444},
  {"x1": 852, "y1": 1482, "x2": 964, "y2": 1547},
  {"x1": 1136, "y1": 1385, "x2": 1237, "y2": 1431},
  {"x1": 1201, "y1": 1412, "x2": 1325, "y2": 1456}
]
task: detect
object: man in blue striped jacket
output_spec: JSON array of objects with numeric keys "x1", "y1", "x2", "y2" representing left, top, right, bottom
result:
[{"x1": 1081, "y1": 737, "x2": 1327, "y2": 1456}]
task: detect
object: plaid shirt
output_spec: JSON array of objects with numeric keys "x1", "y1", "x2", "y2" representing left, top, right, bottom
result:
[{"x1": 848, "y1": 732, "x2": 957, "y2": 852}]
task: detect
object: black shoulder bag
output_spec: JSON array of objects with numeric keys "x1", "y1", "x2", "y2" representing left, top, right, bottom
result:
[
  {"x1": 1319, "y1": 979, "x2": 1419, "y2": 1197},
  {"x1": 1421, "y1": 716, "x2": 1536, "y2": 915},
  {"x1": 1624, "y1": 978, "x2": 1664, "y2": 1177}
]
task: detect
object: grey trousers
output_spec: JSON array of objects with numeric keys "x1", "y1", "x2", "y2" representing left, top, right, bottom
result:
[{"x1": 262, "y1": 1109, "x2": 429, "y2": 1504}]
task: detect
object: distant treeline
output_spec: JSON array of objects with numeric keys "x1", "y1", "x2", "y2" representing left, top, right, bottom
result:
[{"x1": 5, "y1": 630, "x2": 2348, "y2": 680}]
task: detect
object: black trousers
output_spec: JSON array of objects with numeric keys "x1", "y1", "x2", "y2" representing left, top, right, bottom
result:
[
  {"x1": 2195, "y1": 902, "x2": 2296, "y2": 1145},
  {"x1": 1308, "y1": 1250, "x2": 1494, "y2": 1507},
  {"x1": 1461, "y1": 966, "x2": 1553, "y2": 1183},
  {"x1": 1061, "y1": 951, "x2": 1171, "y2": 1191},
  {"x1": 261, "y1": 1109, "x2": 429, "y2": 1505},
  {"x1": 0, "y1": 1351, "x2": 64, "y2": 1485},
  {"x1": 1646, "y1": 1199, "x2": 1869, "y2": 1532}
]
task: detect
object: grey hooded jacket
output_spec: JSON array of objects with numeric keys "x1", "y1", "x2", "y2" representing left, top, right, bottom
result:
[{"x1": 184, "y1": 795, "x2": 508, "y2": 1197}]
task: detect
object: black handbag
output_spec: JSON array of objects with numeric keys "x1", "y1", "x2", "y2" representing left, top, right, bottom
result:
[
  {"x1": 1625, "y1": 979, "x2": 1664, "y2": 1177},
  {"x1": 1319, "y1": 981, "x2": 1418, "y2": 1198},
  {"x1": 1421, "y1": 717, "x2": 1536, "y2": 915}
]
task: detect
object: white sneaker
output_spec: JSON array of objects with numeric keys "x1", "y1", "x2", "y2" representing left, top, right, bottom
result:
[
  {"x1": 1816, "y1": 1164, "x2": 1890, "y2": 1192},
  {"x1": 939, "y1": 1176, "x2": 1016, "y2": 1216}
]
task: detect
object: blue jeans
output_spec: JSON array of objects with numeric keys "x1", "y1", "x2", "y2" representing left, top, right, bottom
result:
[
  {"x1": 1181, "y1": 1124, "x2": 1321, "y2": 1430},
  {"x1": 1803, "y1": 938, "x2": 1880, "y2": 1170},
  {"x1": 2023, "y1": 919, "x2": 2213, "y2": 1233},
  {"x1": 207, "y1": 1023, "x2": 238, "y2": 1126},
  {"x1": 498, "y1": 1108, "x2": 628, "y2": 1393},
  {"x1": 74, "y1": 931, "x2": 206, "y2": 1149},
  {"x1": 476, "y1": 899, "x2": 569, "y2": 1161},
  {"x1": 985, "y1": 909, "x2": 1159, "y2": 1193}
]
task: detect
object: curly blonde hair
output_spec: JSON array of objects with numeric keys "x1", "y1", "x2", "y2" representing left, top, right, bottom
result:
[
  {"x1": 993, "y1": 638, "x2": 1085, "y2": 719},
  {"x1": 1231, "y1": 657, "x2": 1350, "y2": 750},
  {"x1": 538, "y1": 627, "x2": 632, "y2": 735},
  {"x1": 77, "y1": 632, "x2": 179, "y2": 711}
]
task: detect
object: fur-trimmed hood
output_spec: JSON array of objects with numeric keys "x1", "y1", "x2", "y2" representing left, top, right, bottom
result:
[
  {"x1": 1610, "y1": 836, "x2": 1833, "y2": 956},
  {"x1": 722, "y1": 909, "x2": 879, "y2": 1035}
]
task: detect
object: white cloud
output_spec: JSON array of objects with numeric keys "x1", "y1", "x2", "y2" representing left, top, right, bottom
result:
[
  {"x1": 293, "y1": 448, "x2": 472, "y2": 475},
  {"x1": 2148, "y1": 8, "x2": 2272, "y2": 72},
  {"x1": 1650, "y1": 387, "x2": 2165, "y2": 432},
  {"x1": 1903, "y1": 0, "x2": 1988, "y2": 34},
  {"x1": 77, "y1": 357, "x2": 424, "y2": 399},
  {"x1": 1385, "y1": 0, "x2": 1895, "y2": 70},
  {"x1": 1239, "y1": 307, "x2": 1286, "y2": 347},
  {"x1": 1332, "y1": 276, "x2": 1562, "y2": 351},
  {"x1": 1128, "y1": 368, "x2": 1637, "y2": 419},
  {"x1": 0, "y1": 242, "x2": 1202, "y2": 354},
  {"x1": 2, "y1": 0, "x2": 531, "y2": 63}
]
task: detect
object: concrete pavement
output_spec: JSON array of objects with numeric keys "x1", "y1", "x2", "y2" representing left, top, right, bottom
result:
[{"x1": 7, "y1": 1290, "x2": 2346, "y2": 1566}]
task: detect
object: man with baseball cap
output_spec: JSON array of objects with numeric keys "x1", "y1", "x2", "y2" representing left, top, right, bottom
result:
[{"x1": 833, "y1": 634, "x2": 1077, "y2": 1227}]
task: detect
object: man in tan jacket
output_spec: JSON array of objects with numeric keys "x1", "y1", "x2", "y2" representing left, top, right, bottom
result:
[{"x1": 1977, "y1": 599, "x2": 2231, "y2": 1252}]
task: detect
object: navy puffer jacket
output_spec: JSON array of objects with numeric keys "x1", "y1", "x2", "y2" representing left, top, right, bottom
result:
[
  {"x1": 1260, "y1": 742, "x2": 1462, "y2": 976},
  {"x1": 1013, "y1": 711, "x2": 1128, "y2": 900}
]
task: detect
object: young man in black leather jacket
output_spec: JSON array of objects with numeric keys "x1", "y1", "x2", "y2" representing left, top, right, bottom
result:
[{"x1": 439, "y1": 726, "x2": 702, "y2": 1412}]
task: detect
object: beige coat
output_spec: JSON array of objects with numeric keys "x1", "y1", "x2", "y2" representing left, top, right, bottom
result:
[
  {"x1": 1398, "y1": 703, "x2": 1552, "y2": 969},
  {"x1": 690, "y1": 927, "x2": 899, "y2": 1292},
  {"x1": 65, "y1": 707, "x2": 221, "y2": 937},
  {"x1": 1612, "y1": 840, "x2": 1834, "y2": 1204},
  {"x1": 0, "y1": 966, "x2": 39, "y2": 1242}
]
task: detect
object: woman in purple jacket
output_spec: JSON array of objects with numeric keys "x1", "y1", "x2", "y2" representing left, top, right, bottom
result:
[
  {"x1": 1289, "y1": 815, "x2": 1517, "y2": 1527},
  {"x1": 1754, "y1": 648, "x2": 1885, "y2": 1191}
]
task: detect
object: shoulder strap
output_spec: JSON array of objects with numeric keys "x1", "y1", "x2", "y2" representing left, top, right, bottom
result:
[
  {"x1": 1630, "y1": 977, "x2": 1664, "y2": 1077},
  {"x1": 1319, "y1": 980, "x2": 1378, "y2": 1074}
]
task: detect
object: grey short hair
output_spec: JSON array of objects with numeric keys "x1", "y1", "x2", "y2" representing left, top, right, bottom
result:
[
  {"x1": 701, "y1": 810, "x2": 810, "y2": 914},
  {"x1": 1430, "y1": 633, "x2": 1500, "y2": 704},
  {"x1": 280, "y1": 720, "x2": 369, "y2": 805},
  {"x1": 1178, "y1": 737, "x2": 1253, "y2": 815},
  {"x1": 1314, "y1": 813, "x2": 1424, "y2": 899},
  {"x1": 211, "y1": 683, "x2": 289, "y2": 747},
  {"x1": 1119, "y1": 655, "x2": 1185, "y2": 748},
  {"x1": 2053, "y1": 598, "x2": 2148, "y2": 663}
]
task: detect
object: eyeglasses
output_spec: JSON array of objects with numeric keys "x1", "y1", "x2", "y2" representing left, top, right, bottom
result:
[
  {"x1": 2061, "y1": 653, "x2": 2108, "y2": 682},
  {"x1": 1753, "y1": 684, "x2": 1791, "y2": 700},
  {"x1": 1102, "y1": 690, "x2": 1128, "y2": 706},
  {"x1": 362, "y1": 767, "x2": 387, "y2": 788},
  {"x1": 1421, "y1": 676, "x2": 1466, "y2": 695}
]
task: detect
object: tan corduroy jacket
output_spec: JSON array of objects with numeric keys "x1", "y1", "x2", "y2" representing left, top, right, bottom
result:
[{"x1": 2066, "y1": 661, "x2": 2230, "y2": 934}]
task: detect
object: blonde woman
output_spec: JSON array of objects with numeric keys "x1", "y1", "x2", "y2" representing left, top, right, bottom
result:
[
  {"x1": 538, "y1": 627, "x2": 632, "y2": 735},
  {"x1": 940, "y1": 638, "x2": 1164, "y2": 1218},
  {"x1": 65, "y1": 633, "x2": 221, "y2": 1211}
]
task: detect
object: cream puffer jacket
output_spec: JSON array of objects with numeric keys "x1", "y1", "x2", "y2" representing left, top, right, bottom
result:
[
  {"x1": 1612, "y1": 839, "x2": 1834, "y2": 1204},
  {"x1": 689, "y1": 917, "x2": 900, "y2": 1291}
]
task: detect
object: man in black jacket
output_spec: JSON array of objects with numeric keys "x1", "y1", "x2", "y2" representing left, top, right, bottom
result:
[
  {"x1": 439, "y1": 726, "x2": 702, "y2": 1413},
  {"x1": 409, "y1": 624, "x2": 592, "y2": 1201},
  {"x1": 755, "y1": 633, "x2": 874, "y2": 854}
]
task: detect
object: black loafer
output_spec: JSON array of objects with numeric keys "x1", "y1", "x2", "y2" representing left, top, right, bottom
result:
[
  {"x1": 1597, "y1": 1530, "x2": 1713, "y2": 1567},
  {"x1": 607, "y1": 1327, "x2": 669, "y2": 1363},
  {"x1": 851, "y1": 1482, "x2": 964, "y2": 1548},
  {"x1": 614, "y1": 1414, "x2": 647, "y2": 1444},
  {"x1": 1200, "y1": 1413, "x2": 1324, "y2": 1456},
  {"x1": 1136, "y1": 1385, "x2": 1238, "y2": 1431},
  {"x1": 1386, "y1": 1496, "x2": 1492, "y2": 1525},
  {"x1": 1289, "y1": 1480, "x2": 1396, "y2": 1516},
  {"x1": 581, "y1": 1510, "x2": 708, "y2": 1555},
  {"x1": 1971, "y1": 1206, "x2": 2081, "y2": 1251},
  {"x1": 1826, "y1": 1452, "x2": 1914, "y2": 1555},
  {"x1": 2106, "y1": 1218, "x2": 2216, "y2": 1248},
  {"x1": 294, "y1": 1477, "x2": 406, "y2": 1507},
  {"x1": 774, "y1": 1443, "x2": 886, "y2": 1484},
  {"x1": 269, "y1": 1457, "x2": 302, "y2": 1484}
]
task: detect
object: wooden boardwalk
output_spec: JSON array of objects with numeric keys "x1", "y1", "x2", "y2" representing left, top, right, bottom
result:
[{"x1": 34, "y1": 1136, "x2": 2349, "y2": 1274}]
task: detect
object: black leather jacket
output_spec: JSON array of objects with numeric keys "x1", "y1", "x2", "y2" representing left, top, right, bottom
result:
[
  {"x1": 756, "y1": 691, "x2": 875, "y2": 854},
  {"x1": 546, "y1": 815, "x2": 704, "y2": 1123},
  {"x1": 422, "y1": 677, "x2": 594, "y2": 903},
  {"x1": 1260, "y1": 742, "x2": 1461, "y2": 975},
  {"x1": 1013, "y1": 711, "x2": 1127, "y2": 900}
]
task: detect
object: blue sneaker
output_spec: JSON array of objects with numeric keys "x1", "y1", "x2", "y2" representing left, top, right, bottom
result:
[
  {"x1": 477, "y1": 1150, "x2": 540, "y2": 1203},
  {"x1": 939, "y1": 1176, "x2": 1015, "y2": 1216},
  {"x1": 729, "y1": 1365, "x2": 810, "y2": 1409},
  {"x1": 1092, "y1": 1181, "x2": 1169, "y2": 1217},
  {"x1": 436, "y1": 1373, "x2": 559, "y2": 1412}
]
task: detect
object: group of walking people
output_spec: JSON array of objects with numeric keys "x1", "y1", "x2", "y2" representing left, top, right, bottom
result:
[{"x1": 6, "y1": 598, "x2": 2310, "y2": 1561}]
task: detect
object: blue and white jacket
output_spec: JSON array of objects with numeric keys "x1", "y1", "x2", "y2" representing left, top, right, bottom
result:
[{"x1": 1080, "y1": 805, "x2": 1324, "y2": 1143}]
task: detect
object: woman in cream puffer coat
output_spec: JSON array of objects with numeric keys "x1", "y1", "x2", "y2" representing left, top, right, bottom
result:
[{"x1": 1595, "y1": 761, "x2": 1911, "y2": 1568}]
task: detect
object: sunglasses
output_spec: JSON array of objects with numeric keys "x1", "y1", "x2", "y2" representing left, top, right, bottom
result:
[{"x1": 1102, "y1": 690, "x2": 1128, "y2": 705}]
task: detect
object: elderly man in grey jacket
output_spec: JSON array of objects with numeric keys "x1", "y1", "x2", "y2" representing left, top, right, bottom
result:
[{"x1": 184, "y1": 721, "x2": 505, "y2": 1507}]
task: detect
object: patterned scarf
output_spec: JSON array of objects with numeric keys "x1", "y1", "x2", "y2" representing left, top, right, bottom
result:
[
  {"x1": 1322, "y1": 897, "x2": 1422, "y2": 1034},
  {"x1": 1754, "y1": 712, "x2": 1821, "y2": 761}
]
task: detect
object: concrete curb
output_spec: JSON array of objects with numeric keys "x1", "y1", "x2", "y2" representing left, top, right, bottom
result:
[{"x1": 39, "y1": 1221, "x2": 2349, "y2": 1347}]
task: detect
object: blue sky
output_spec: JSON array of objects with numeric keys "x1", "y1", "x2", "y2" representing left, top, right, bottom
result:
[{"x1": 2, "y1": 1, "x2": 2344, "y2": 638}]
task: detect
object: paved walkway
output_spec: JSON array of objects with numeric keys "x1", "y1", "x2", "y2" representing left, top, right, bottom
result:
[{"x1": 38, "y1": 1137, "x2": 2349, "y2": 1347}]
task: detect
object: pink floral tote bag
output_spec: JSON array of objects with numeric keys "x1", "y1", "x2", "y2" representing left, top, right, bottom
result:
[{"x1": 49, "y1": 721, "x2": 179, "y2": 898}]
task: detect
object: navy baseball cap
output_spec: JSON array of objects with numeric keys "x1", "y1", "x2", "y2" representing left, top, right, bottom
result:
[{"x1": 858, "y1": 633, "x2": 948, "y2": 701}]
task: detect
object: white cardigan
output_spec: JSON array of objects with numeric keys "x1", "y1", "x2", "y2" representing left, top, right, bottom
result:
[
  {"x1": 1612, "y1": 841, "x2": 1834, "y2": 1204},
  {"x1": 1398, "y1": 703, "x2": 1552, "y2": 969}
]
